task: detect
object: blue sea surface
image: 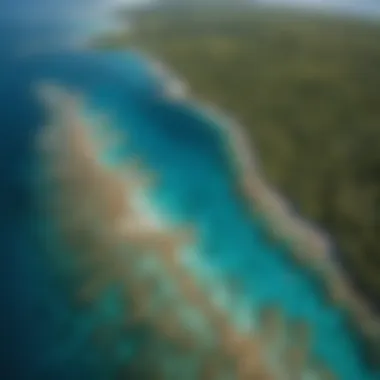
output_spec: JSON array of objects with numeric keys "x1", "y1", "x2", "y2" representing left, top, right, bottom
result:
[{"x1": 0, "y1": 23, "x2": 379, "y2": 380}]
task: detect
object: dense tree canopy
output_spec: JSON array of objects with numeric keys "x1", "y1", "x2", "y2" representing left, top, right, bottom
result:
[{"x1": 95, "y1": 8, "x2": 380, "y2": 305}]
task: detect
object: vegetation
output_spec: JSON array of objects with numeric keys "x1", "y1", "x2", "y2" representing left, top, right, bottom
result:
[{"x1": 96, "y1": 8, "x2": 380, "y2": 304}]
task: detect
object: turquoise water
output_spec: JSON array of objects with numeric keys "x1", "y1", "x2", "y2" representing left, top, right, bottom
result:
[{"x1": 0, "y1": 26, "x2": 379, "y2": 379}]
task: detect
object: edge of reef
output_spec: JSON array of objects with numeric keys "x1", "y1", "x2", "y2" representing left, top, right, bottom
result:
[{"x1": 35, "y1": 83, "x2": 285, "y2": 379}]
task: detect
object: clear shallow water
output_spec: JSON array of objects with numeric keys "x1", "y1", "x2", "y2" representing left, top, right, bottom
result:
[{"x1": 0, "y1": 27, "x2": 379, "y2": 380}]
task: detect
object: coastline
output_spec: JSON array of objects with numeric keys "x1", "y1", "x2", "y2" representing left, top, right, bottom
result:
[
  {"x1": 142, "y1": 53, "x2": 380, "y2": 361},
  {"x1": 35, "y1": 55, "x2": 379, "y2": 374}
]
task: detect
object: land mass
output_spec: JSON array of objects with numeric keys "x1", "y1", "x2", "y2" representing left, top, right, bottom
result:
[{"x1": 94, "y1": 5, "x2": 380, "y2": 307}]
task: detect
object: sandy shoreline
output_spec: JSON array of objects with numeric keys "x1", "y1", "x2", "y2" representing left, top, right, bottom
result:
[{"x1": 143, "y1": 54, "x2": 380, "y2": 360}]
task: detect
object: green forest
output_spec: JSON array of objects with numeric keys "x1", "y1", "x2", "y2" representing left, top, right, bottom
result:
[{"x1": 95, "y1": 8, "x2": 380, "y2": 304}]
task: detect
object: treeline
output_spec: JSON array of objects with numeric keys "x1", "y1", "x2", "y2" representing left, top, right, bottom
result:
[{"x1": 96, "y1": 9, "x2": 380, "y2": 304}]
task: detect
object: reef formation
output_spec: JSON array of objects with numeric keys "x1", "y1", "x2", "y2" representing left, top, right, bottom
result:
[{"x1": 34, "y1": 76, "x2": 379, "y2": 379}]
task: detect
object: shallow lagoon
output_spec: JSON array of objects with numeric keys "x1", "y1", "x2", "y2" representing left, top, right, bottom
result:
[{"x1": 0, "y1": 26, "x2": 378, "y2": 379}]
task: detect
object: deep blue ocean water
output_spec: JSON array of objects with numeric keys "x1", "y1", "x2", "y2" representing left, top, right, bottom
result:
[{"x1": 0, "y1": 21, "x2": 379, "y2": 380}]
